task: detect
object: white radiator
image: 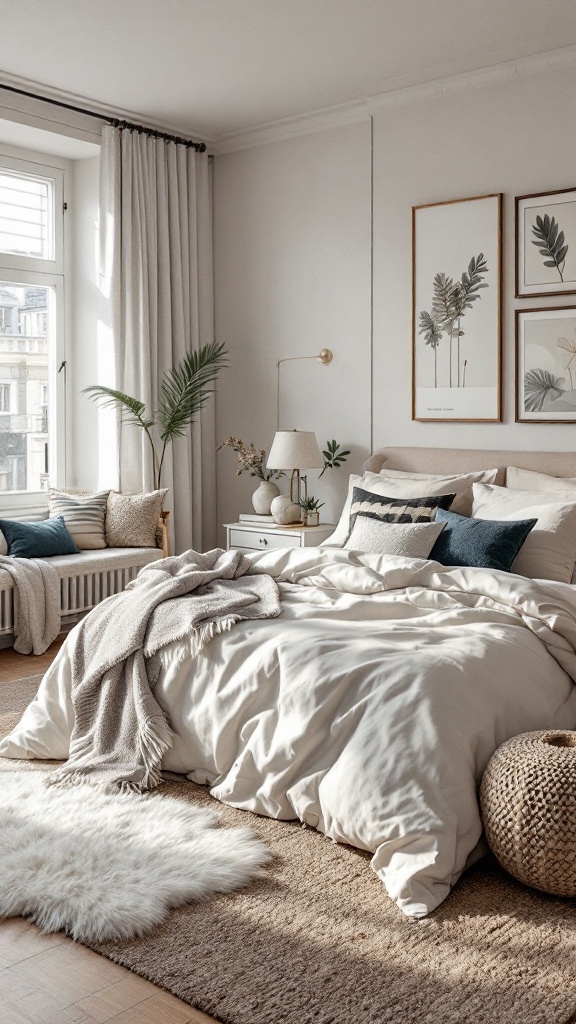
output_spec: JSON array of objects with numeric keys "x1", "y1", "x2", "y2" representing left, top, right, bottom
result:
[{"x1": 0, "y1": 563, "x2": 142, "y2": 642}]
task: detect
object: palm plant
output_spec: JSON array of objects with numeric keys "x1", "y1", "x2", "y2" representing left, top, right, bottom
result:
[
  {"x1": 83, "y1": 341, "x2": 227, "y2": 490},
  {"x1": 523, "y1": 368, "x2": 565, "y2": 412}
]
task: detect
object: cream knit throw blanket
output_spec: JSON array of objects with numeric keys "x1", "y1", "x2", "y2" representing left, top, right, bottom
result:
[
  {"x1": 0, "y1": 555, "x2": 60, "y2": 655},
  {"x1": 48, "y1": 548, "x2": 281, "y2": 793}
]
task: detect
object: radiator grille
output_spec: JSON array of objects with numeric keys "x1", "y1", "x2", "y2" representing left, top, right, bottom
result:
[{"x1": 0, "y1": 564, "x2": 141, "y2": 636}]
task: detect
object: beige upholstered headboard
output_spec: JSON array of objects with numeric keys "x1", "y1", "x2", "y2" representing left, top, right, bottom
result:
[{"x1": 363, "y1": 447, "x2": 576, "y2": 486}]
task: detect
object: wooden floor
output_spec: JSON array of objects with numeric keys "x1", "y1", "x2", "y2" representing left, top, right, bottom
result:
[{"x1": 0, "y1": 640, "x2": 219, "y2": 1024}]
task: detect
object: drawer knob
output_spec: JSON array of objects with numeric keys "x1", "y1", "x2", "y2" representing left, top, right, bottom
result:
[{"x1": 259, "y1": 537, "x2": 268, "y2": 546}]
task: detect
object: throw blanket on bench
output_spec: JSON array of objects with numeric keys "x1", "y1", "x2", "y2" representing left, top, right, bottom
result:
[
  {"x1": 48, "y1": 547, "x2": 281, "y2": 794},
  {"x1": 0, "y1": 555, "x2": 60, "y2": 655}
]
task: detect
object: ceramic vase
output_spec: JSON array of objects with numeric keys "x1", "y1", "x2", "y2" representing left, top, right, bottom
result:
[
  {"x1": 252, "y1": 479, "x2": 280, "y2": 514},
  {"x1": 270, "y1": 495, "x2": 302, "y2": 525}
]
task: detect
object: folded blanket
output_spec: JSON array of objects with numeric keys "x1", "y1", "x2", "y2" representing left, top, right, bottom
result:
[
  {"x1": 48, "y1": 547, "x2": 281, "y2": 793},
  {"x1": 0, "y1": 555, "x2": 60, "y2": 655}
]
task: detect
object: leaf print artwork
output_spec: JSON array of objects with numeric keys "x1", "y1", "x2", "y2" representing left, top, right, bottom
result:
[
  {"x1": 413, "y1": 193, "x2": 501, "y2": 421},
  {"x1": 531, "y1": 215, "x2": 568, "y2": 283}
]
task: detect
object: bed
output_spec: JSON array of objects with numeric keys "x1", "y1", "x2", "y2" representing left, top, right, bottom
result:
[{"x1": 4, "y1": 446, "x2": 576, "y2": 919}]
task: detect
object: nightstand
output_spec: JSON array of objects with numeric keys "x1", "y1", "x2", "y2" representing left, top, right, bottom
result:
[{"x1": 225, "y1": 522, "x2": 335, "y2": 553}]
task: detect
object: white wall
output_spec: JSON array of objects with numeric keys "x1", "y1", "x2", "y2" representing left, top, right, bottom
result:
[
  {"x1": 214, "y1": 62, "x2": 576, "y2": 540},
  {"x1": 214, "y1": 121, "x2": 372, "y2": 538},
  {"x1": 372, "y1": 64, "x2": 576, "y2": 452}
]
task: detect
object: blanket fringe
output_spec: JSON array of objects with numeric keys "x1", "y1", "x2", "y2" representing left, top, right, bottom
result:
[
  {"x1": 151, "y1": 614, "x2": 237, "y2": 667},
  {"x1": 137, "y1": 713, "x2": 175, "y2": 792}
]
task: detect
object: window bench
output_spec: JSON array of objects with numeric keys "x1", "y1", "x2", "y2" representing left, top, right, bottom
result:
[{"x1": 0, "y1": 512, "x2": 170, "y2": 649}]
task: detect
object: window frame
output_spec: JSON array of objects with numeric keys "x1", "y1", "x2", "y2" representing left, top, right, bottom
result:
[{"x1": 0, "y1": 147, "x2": 67, "y2": 514}]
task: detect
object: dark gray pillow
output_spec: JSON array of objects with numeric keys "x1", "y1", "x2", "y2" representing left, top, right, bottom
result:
[
  {"x1": 430, "y1": 508, "x2": 537, "y2": 572},
  {"x1": 344, "y1": 486, "x2": 456, "y2": 544}
]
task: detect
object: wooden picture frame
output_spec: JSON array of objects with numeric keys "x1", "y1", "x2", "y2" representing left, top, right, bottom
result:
[
  {"x1": 516, "y1": 305, "x2": 576, "y2": 422},
  {"x1": 412, "y1": 193, "x2": 502, "y2": 422},
  {"x1": 516, "y1": 188, "x2": 576, "y2": 298}
]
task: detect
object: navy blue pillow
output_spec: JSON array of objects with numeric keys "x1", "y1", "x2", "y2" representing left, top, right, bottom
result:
[
  {"x1": 0, "y1": 516, "x2": 79, "y2": 558},
  {"x1": 430, "y1": 508, "x2": 537, "y2": 573}
]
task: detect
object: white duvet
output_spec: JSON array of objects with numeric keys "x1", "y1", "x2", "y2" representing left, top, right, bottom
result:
[{"x1": 3, "y1": 547, "x2": 576, "y2": 918}]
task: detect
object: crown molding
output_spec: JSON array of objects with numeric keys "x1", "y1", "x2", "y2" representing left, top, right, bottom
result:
[
  {"x1": 365, "y1": 42, "x2": 576, "y2": 113},
  {"x1": 214, "y1": 43, "x2": 576, "y2": 155},
  {"x1": 213, "y1": 100, "x2": 369, "y2": 155}
]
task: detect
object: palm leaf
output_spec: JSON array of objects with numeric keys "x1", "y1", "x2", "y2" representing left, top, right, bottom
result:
[
  {"x1": 531, "y1": 215, "x2": 568, "y2": 279},
  {"x1": 431, "y1": 273, "x2": 460, "y2": 328},
  {"x1": 157, "y1": 341, "x2": 228, "y2": 441},
  {"x1": 81, "y1": 386, "x2": 154, "y2": 429},
  {"x1": 419, "y1": 310, "x2": 442, "y2": 348},
  {"x1": 523, "y1": 368, "x2": 565, "y2": 412}
]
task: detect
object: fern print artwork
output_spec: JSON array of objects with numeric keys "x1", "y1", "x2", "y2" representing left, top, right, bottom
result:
[
  {"x1": 517, "y1": 308, "x2": 576, "y2": 422},
  {"x1": 517, "y1": 189, "x2": 576, "y2": 297},
  {"x1": 413, "y1": 194, "x2": 501, "y2": 422}
]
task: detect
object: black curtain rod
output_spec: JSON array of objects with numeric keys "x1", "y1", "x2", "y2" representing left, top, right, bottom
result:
[{"x1": 0, "y1": 82, "x2": 207, "y2": 152}]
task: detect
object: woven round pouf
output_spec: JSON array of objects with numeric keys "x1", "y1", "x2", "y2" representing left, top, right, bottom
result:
[{"x1": 480, "y1": 730, "x2": 576, "y2": 897}]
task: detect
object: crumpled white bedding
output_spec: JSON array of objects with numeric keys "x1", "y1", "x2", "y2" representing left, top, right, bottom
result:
[{"x1": 3, "y1": 547, "x2": 576, "y2": 918}]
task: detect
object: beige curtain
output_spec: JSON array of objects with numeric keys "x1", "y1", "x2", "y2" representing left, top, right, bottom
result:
[{"x1": 99, "y1": 124, "x2": 216, "y2": 552}]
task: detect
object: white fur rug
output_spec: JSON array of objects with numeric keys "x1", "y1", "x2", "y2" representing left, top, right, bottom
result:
[{"x1": 0, "y1": 771, "x2": 270, "y2": 942}]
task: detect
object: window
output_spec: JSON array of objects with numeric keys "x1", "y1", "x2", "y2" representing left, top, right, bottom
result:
[
  {"x1": 0, "y1": 169, "x2": 53, "y2": 261},
  {"x1": 0, "y1": 152, "x2": 65, "y2": 499}
]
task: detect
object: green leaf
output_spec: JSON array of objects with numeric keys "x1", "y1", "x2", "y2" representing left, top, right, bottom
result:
[
  {"x1": 81, "y1": 386, "x2": 154, "y2": 429},
  {"x1": 157, "y1": 341, "x2": 228, "y2": 441}
]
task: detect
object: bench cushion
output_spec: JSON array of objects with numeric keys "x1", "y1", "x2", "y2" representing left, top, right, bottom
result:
[{"x1": 0, "y1": 547, "x2": 161, "y2": 589}]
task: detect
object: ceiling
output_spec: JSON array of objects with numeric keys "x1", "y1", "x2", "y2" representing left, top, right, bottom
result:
[{"x1": 2, "y1": 0, "x2": 576, "y2": 141}]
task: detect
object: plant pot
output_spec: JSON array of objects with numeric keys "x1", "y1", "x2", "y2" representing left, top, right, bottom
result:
[
  {"x1": 304, "y1": 511, "x2": 320, "y2": 527},
  {"x1": 251, "y1": 480, "x2": 280, "y2": 515}
]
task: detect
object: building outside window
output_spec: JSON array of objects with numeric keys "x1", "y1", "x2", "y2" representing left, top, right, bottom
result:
[{"x1": 0, "y1": 154, "x2": 64, "y2": 496}]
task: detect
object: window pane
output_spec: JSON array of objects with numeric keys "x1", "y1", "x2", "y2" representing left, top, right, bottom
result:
[
  {"x1": 0, "y1": 283, "x2": 51, "y2": 492},
  {"x1": 0, "y1": 170, "x2": 53, "y2": 260}
]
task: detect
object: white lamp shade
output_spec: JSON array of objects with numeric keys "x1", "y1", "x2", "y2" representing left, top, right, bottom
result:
[{"x1": 267, "y1": 430, "x2": 324, "y2": 470}]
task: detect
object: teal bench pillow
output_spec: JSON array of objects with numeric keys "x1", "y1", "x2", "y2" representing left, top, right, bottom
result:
[{"x1": 0, "y1": 516, "x2": 80, "y2": 558}]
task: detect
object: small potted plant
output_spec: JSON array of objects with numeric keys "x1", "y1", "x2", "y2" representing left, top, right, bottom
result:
[{"x1": 299, "y1": 496, "x2": 325, "y2": 527}]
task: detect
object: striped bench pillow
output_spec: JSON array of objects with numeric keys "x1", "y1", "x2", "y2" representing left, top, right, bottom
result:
[{"x1": 48, "y1": 489, "x2": 110, "y2": 550}]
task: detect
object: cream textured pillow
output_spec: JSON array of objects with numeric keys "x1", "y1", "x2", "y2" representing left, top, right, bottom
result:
[
  {"x1": 344, "y1": 516, "x2": 445, "y2": 557},
  {"x1": 48, "y1": 488, "x2": 110, "y2": 550},
  {"x1": 323, "y1": 469, "x2": 496, "y2": 547},
  {"x1": 106, "y1": 489, "x2": 168, "y2": 548},
  {"x1": 472, "y1": 483, "x2": 576, "y2": 583},
  {"x1": 506, "y1": 466, "x2": 576, "y2": 493}
]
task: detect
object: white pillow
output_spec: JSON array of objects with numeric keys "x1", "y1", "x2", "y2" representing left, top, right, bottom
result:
[
  {"x1": 324, "y1": 469, "x2": 497, "y2": 547},
  {"x1": 344, "y1": 517, "x2": 445, "y2": 557},
  {"x1": 506, "y1": 466, "x2": 576, "y2": 493},
  {"x1": 472, "y1": 483, "x2": 576, "y2": 583}
]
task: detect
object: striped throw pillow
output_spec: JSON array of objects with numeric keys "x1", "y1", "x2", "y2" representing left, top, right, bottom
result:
[
  {"x1": 344, "y1": 486, "x2": 456, "y2": 544},
  {"x1": 48, "y1": 489, "x2": 110, "y2": 550}
]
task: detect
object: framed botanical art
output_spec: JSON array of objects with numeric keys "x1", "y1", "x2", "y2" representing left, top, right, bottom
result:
[
  {"x1": 516, "y1": 306, "x2": 576, "y2": 422},
  {"x1": 412, "y1": 193, "x2": 502, "y2": 422},
  {"x1": 516, "y1": 188, "x2": 576, "y2": 298}
]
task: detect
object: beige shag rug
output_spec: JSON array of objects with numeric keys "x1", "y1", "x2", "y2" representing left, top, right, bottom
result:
[{"x1": 2, "y1": 674, "x2": 576, "y2": 1024}]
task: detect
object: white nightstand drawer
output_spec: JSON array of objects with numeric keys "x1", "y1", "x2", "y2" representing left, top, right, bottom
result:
[{"x1": 228, "y1": 528, "x2": 301, "y2": 551}]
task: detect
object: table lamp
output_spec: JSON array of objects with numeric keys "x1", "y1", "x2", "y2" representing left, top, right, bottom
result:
[{"x1": 266, "y1": 429, "x2": 324, "y2": 506}]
